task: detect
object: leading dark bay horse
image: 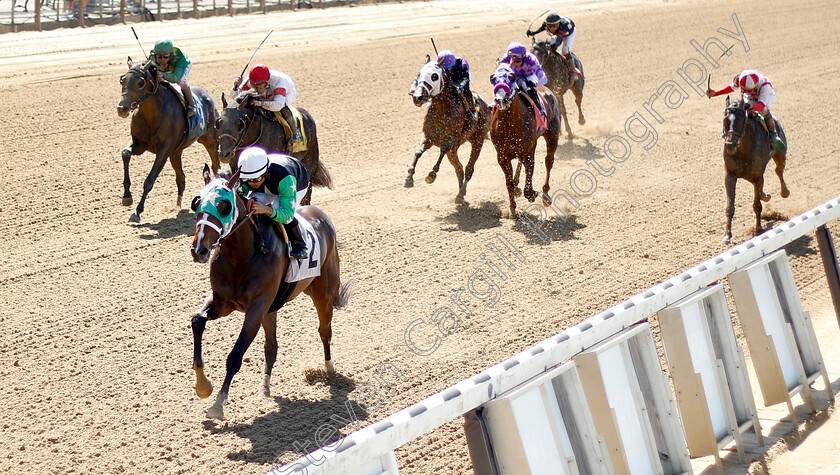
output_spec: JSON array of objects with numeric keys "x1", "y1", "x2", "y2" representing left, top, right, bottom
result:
[
  {"x1": 489, "y1": 66, "x2": 561, "y2": 217},
  {"x1": 189, "y1": 165, "x2": 350, "y2": 419},
  {"x1": 531, "y1": 38, "x2": 585, "y2": 138},
  {"x1": 720, "y1": 96, "x2": 789, "y2": 244},
  {"x1": 407, "y1": 55, "x2": 491, "y2": 203},
  {"x1": 117, "y1": 57, "x2": 220, "y2": 222},
  {"x1": 216, "y1": 93, "x2": 331, "y2": 205}
]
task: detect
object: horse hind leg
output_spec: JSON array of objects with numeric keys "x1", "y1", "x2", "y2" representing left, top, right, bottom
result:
[
  {"x1": 406, "y1": 139, "x2": 432, "y2": 188},
  {"x1": 446, "y1": 149, "x2": 467, "y2": 203},
  {"x1": 459, "y1": 136, "x2": 483, "y2": 203},
  {"x1": 773, "y1": 152, "x2": 790, "y2": 198},
  {"x1": 557, "y1": 94, "x2": 573, "y2": 138},
  {"x1": 572, "y1": 81, "x2": 586, "y2": 126}
]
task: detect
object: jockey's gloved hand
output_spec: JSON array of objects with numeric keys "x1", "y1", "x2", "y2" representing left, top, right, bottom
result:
[
  {"x1": 526, "y1": 30, "x2": 534, "y2": 37},
  {"x1": 526, "y1": 80, "x2": 536, "y2": 89}
]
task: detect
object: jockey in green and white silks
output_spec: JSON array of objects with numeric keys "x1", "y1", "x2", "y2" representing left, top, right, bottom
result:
[
  {"x1": 150, "y1": 39, "x2": 197, "y2": 117},
  {"x1": 238, "y1": 146, "x2": 311, "y2": 259}
]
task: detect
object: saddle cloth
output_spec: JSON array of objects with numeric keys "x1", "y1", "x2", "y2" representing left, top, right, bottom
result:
[
  {"x1": 162, "y1": 82, "x2": 207, "y2": 142},
  {"x1": 520, "y1": 90, "x2": 548, "y2": 133},
  {"x1": 272, "y1": 106, "x2": 308, "y2": 153},
  {"x1": 284, "y1": 213, "x2": 322, "y2": 283}
]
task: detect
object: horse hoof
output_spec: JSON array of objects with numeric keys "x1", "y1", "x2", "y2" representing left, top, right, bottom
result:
[
  {"x1": 128, "y1": 213, "x2": 141, "y2": 223},
  {"x1": 404, "y1": 178, "x2": 414, "y2": 188},
  {"x1": 195, "y1": 381, "x2": 213, "y2": 399},
  {"x1": 121, "y1": 196, "x2": 133, "y2": 206},
  {"x1": 722, "y1": 235, "x2": 732, "y2": 245},
  {"x1": 542, "y1": 195, "x2": 552, "y2": 207},
  {"x1": 761, "y1": 193, "x2": 771, "y2": 202},
  {"x1": 579, "y1": 118, "x2": 586, "y2": 126},
  {"x1": 455, "y1": 194, "x2": 465, "y2": 204},
  {"x1": 425, "y1": 173, "x2": 436, "y2": 184},
  {"x1": 260, "y1": 374, "x2": 271, "y2": 397},
  {"x1": 325, "y1": 359, "x2": 335, "y2": 374},
  {"x1": 176, "y1": 197, "x2": 183, "y2": 208},
  {"x1": 513, "y1": 187, "x2": 522, "y2": 197},
  {"x1": 206, "y1": 405, "x2": 224, "y2": 420},
  {"x1": 781, "y1": 189, "x2": 790, "y2": 198}
]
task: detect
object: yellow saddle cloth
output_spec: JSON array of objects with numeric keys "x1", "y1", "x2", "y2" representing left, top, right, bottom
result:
[{"x1": 273, "y1": 107, "x2": 308, "y2": 153}]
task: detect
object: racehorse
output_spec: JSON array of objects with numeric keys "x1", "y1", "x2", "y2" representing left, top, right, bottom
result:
[
  {"x1": 189, "y1": 165, "x2": 350, "y2": 420},
  {"x1": 489, "y1": 65, "x2": 561, "y2": 217},
  {"x1": 720, "y1": 96, "x2": 789, "y2": 244},
  {"x1": 407, "y1": 55, "x2": 491, "y2": 203},
  {"x1": 117, "y1": 57, "x2": 220, "y2": 222},
  {"x1": 216, "y1": 93, "x2": 331, "y2": 205},
  {"x1": 531, "y1": 38, "x2": 585, "y2": 138}
]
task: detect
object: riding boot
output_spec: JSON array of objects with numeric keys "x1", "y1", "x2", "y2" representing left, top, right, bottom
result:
[
  {"x1": 563, "y1": 54, "x2": 582, "y2": 79},
  {"x1": 464, "y1": 87, "x2": 477, "y2": 120},
  {"x1": 283, "y1": 216, "x2": 308, "y2": 260},
  {"x1": 765, "y1": 112, "x2": 785, "y2": 151},
  {"x1": 527, "y1": 88, "x2": 545, "y2": 117},
  {"x1": 280, "y1": 106, "x2": 303, "y2": 150},
  {"x1": 181, "y1": 83, "x2": 197, "y2": 117}
]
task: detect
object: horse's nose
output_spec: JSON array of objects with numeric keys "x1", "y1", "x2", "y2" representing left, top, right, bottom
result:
[
  {"x1": 117, "y1": 106, "x2": 130, "y2": 118},
  {"x1": 191, "y1": 246, "x2": 210, "y2": 263}
]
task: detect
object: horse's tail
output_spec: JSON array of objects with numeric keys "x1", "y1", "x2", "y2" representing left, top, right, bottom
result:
[
  {"x1": 311, "y1": 159, "x2": 334, "y2": 190},
  {"x1": 333, "y1": 277, "x2": 355, "y2": 310}
]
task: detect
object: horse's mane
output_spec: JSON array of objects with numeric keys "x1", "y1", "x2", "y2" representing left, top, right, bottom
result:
[{"x1": 725, "y1": 98, "x2": 748, "y2": 114}]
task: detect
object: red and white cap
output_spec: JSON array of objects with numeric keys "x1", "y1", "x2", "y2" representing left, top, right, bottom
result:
[
  {"x1": 738, "y1": 70, "x2": 760, "y2": 91},
  {"x1": 249, "y1": 64, "x2": 271, "y2": 86}
]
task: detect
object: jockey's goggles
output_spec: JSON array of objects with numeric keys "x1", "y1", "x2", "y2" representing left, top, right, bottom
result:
[
  {"x1": 157, "y1": 53, "x2": 171, "y2": 59},
  {"x1": 510, "y1": 55, "x2": 524, "y2": 61}
]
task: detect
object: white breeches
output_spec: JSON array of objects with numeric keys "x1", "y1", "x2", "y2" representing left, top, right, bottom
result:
[{"x1": 561, "y1": 30, "x2": 576, "y2": 55}]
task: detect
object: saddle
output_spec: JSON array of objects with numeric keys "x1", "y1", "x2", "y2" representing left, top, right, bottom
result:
[
  {"x1": 160, "y1": 82, "x2": 206, "y2": 141},
  {"x1": 272, "y1": 107, "x2": 308, "y2": 153}
]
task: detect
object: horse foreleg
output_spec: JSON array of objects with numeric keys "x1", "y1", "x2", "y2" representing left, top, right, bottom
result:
[
  {"x1": 121, "y1": 139, "x2": 146, "y2": 207},
  {"x1": 207, "y1": 309, "x2": 265, "y2": 420},
  {"x1": 460, "y1": 138, "x2": 483, "y2": 203},
  {"x1": 130, "y1": 148, "x2": 171, "y2": 223},
  {"x1": 522, "y1": 150, "x2": 538, "y2": 203},
  {"x1": 198, "y1": 125, "x2": 221, "y2": 177},
  {"x1": 773, "y1": 152, "x2": 790, "y2": 198},
  {"x1": 498, "y1": 156, "x2": 518, "y2": 218},
  {"x1": 169, "y1": 149, "x2": 186, "y2": 208},
  {"x1": 723, "y1": 172, "x2": 736, "y2": 244},
  {"x1": 542, "y1": 131, "x2": 558, "y2": 206},
  {"x1": 427, "y1": 139, "x2": 455, "y2": 184},
  {"x1": 192, "y1": 290, "x2": 229, "y2": 400},
  {"x1": 260, "y1": 311, "x2": 279, "y2": 397},
  {"x1": 752, "y1": 178, "x2": 765, "y2": 236},
  {"x1": 406, "y1": 139, "x2": 432, "y2": 188}
]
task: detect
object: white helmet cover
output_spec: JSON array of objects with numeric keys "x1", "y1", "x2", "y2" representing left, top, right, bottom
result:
[{"x1": 238, "y1": 146, "x2": 269, "y2": 179}]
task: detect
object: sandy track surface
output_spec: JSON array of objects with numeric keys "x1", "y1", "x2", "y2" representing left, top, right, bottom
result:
[{"x1": 1, "y1": 0, "x2": 838, "y2": 473}]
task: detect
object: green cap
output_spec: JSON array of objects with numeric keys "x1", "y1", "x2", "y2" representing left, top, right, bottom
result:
[{"x1": 154, "y1": 39, "x2": 174, "y2": 55}]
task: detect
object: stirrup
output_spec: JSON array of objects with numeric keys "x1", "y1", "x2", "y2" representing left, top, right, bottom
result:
[
  {"x1": 289, "y1": 243, "x2": 308, "y2": 260},
  {"x1": 187, "y1": 106, "x2": 197, "y2": 118}
]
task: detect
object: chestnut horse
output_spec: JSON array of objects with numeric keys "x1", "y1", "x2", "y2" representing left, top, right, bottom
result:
[
  {"x1": 117, "y1": 57, "x2": 220, "y2": 222},
  {"x1": 720, "y1": 97, "x2": 789, "y2": 244},
  {"x1": 189, "y1": 165, "x2": 350, "y2": 419},
  {"x1": 407, "y1": 56, "x2": 491, "y2": 203},
  {"x1": 489, "y1": 66, "x2": 561, "y2": 217},
  {"x1": 216, "y1": 93, "x2": 331, "y2": 205},
  {"x1": 531, "y1": 38, "x2": 585, "y2": 138}
]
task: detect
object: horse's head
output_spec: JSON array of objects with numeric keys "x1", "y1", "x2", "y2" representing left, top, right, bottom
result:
[
  {"x1": 117, "y1": 57, "x2": 158, "y2": 118},
  {"x1": 190, "y1": 165, "x2": 241, "y2": 263},
  {"x1": 410, "y1": 55, "x2": 443, "y2": 107},
  {"x1": 216, "y1": 93, "x2": 255, "y2": 164},
  {"x1": 530, "y1": 38, "x2": 551, "y2": 63},
  {"x1": 722, "y1": 96, "x2": 749, "y2": 152},
  {"x1": 490, "y1": 65, "x2": 516, "y2": 110}
]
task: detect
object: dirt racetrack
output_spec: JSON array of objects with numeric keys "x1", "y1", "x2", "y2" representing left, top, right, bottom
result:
[{"x1": 1, "y1": 0, "x2": 839, "y2": 473}]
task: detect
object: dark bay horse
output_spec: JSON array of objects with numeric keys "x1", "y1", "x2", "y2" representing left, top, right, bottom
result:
[
  {"x1": 117, "y1": 57, "x2": 220, "y2": 222},
  {"x1": 531, "y1": 38, "x2": 585, "y2": 138},
  {"x1": 189, "y1": 165, "x2": 350, "y2": 420},
  {"x1": 407, "y1": 56, "x2": 491, "y2": 203},
  {"x1": 216, "y1": 93, "x2": 331, "y2": 205},
  {"x1": 489, "y1": 66, "x2": 561, "y2": 217},
  {"x1": 720, "y1": 96, "x2": 789, "y2": 244}
]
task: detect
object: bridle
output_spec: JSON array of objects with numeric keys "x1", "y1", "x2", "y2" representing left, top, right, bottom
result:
[
  {"x1": 219, "y1": 105, "x2": 264, "y2": 157},
  {"x1": 722, "y1": 105, "x2": 747, "y2": 147},
  {"x1": 121, "y1": 64, "x2": 159, "y2": 112},
  {"x1": 195, "y1": 196, "x2": 259, "y2": 251}
]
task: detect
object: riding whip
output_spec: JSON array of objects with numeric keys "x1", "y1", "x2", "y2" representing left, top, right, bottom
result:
[
  {"x1": 239, "y1": 30, "x2": 274, "y2": 80},
  {"x1": 707, "y1": 44, "x2": 736, "y2": 96},
  {"x1": 430, "y1": 38, "x2": 439, "y2": 57},
  {"x1": 131, "y1": 27, "x2": 148, "y2": 60},
  {"x1": 527, "y1": 10, "x2": 550, "y2": 34}
]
